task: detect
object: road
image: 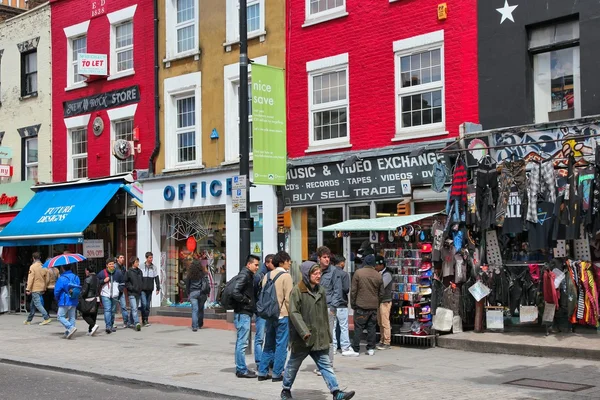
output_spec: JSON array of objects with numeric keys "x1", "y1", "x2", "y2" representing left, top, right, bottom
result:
[{"x1": 0, "y1": 363, "x2": 215, "y2": 400}]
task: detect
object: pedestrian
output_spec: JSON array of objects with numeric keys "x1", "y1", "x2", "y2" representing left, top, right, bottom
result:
[
  {"x1": 375, "y1": 255, "x2": 392, "y2": 350},
  {"x1": 78, "y1": 266, "x2": 100, "y2": 336},
  {"x1": 141, "y1": 252, "x2": 160, "y2": 327},
  {"x1": 54, "y1": 264, "x2": 80, "y2": 339},
  {"x1": 331, "y1": 255, "x2": 356, "y2": 358},
  {"x1": 257, "y1": 251, "x2": 293, "y2": 382},
  {"x1": 232, "y1": 254, "x2": 260, "y2": 378},
  {"x1": 44, "y1": 266, "x2": 60, "y2": 317},
  {"x1": 254, "y1": 253, "x2": 275, "y2": 365},
  {"x1": 186, "y1": 259, "x2": 210, "y2": 331},
  {"x1": 351, "y1": 254, "x2": 383, "y2": 356},
  {"x1": 24, "y1": 252, "x2": 51, "y2": 326},
  {"x1": 97, "y1": 258, "x2": 124, "y2": 334},
  {"x1": 115, "y1": 254, "x2": 130, "y2": 329},
  {"x1": 125, "y1": 256, "x2": 143, "y2": 331},
  {"x1": 280, "y1": 261, "x2": 355, "y2": 400}
]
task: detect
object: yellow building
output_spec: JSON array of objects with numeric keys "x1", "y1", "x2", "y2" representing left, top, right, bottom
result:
[{"x1": 138, "y1": 0, "x2": 285, "y2": 307}]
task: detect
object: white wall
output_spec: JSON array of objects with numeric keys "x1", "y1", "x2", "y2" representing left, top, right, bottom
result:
[{"x1": 0, "y1": 4, "x2": 52, "y2": 183}]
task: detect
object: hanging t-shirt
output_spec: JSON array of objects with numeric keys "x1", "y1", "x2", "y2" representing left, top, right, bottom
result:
[
  {"x1": 466, "y1": 184, "x2": 478, "y2": 226},
  {"x1": 502, "y1": 185, "x2": 523, "y2": 234},
  {"x1": 527, "y1": 201, "x2": 555, "y2": 251}
]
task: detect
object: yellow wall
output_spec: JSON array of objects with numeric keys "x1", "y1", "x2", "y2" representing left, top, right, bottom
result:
[{"x1": 156, "y1": 0, "x2": 286, "y2": 173}]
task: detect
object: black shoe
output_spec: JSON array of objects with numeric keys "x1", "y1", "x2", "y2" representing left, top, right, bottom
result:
[
  {"x1": 281, "y1": 389, "x2": 293, "y2": 400},
  {"x1": 272, "y1": 376, "x2": 283, "y2": 382},
  {"x1": 105, "y1": 329, "x2": 112, "y2": 334},
  {"x1": 257, "y1": 375, "x2": 272, "y2": 381},
  {"x1": 236, "y1": 371, "x2": 257, "y2": 378},
  {"x1": 333, "y1": 390, "x2": 355, "y2": 400}
]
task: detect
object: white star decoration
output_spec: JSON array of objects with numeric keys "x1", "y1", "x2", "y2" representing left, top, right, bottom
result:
[{"x1": 496, "y1": 0, "x2": 518, "y2": 24}]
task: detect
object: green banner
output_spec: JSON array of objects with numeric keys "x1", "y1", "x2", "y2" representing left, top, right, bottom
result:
[{"x1": 251, "y1": 64, "x2": 287, "y2": 186}]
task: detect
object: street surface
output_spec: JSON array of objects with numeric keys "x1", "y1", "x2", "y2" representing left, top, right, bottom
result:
[
  {"x1": 1, "y1": 314, "x2": 600, "y2": 399},
  {"x1": 0, "y1": 363, "x2": 214, "y2": 400}
]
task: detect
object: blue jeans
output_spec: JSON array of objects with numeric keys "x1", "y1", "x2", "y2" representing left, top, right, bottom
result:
[
  {"x1": 128, "y1": 296, "x2": 140, "y2": 325},
  {"x1": 140, "y1": 290, "x2": 152, "y2": 321},
  {"x1": 333, "y1": 308, "x2": 351, "y2": 350},
  {"x1": 254, "y1": 315, "x2": 266, "y2": 364},
  {"x1": 118, "y1": 293, "x2": 129, "y2": 326},
  {"x1": 101, "y1": 296, "x2": 118, "y2": 330},
  {"x1": 189, "y1": 291, "x2": 206, "y2": 329},
  {"x1": 258, "y1": 317, "x2": 289, "y2": 378},
  {"x1": 57, "y1": 306, "x2": 76, "y2": 332},
  {"x1": 283, "y1": 349, "x2": 339, "y2": 393},
  {"x1": 234, "y1": 313, "x2": 251, "y2": 374},
  {"x1": 27, "y1": 292, "x2": 49, "y2": 321}
]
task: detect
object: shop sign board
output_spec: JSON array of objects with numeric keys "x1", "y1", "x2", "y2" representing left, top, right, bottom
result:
[
  {"x1": 283, "y1": 151, "x2": 447, "y2": 206},
  {"x1": 0, "y1": 147, "x2": 13, "y2": 159},
  {"x1": 83, "y1": 239, "x2": 104, "y2": 258},
  {"x1": 0, "y1": 180, "x2": 35, "y2": 211},
  {"x1": 0, "y1": 165, "x2": 13, "y2": 178},
  {"x1": 78, "y1": 53, "x2": 107, "y2": 76},
  {"x1": 251, "y1": 64, "x2": 287, "y2": 186},
  {"x1": 64, "y1": 85, "x2": 140, "y2": 117}
]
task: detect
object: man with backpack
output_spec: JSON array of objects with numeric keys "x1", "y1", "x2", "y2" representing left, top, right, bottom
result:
[
  {"x1": 257, "y1": 251, "x2": 293, "y2": 382},
  {"x1": 54, "y1": 264, "x2": 81, "y2": 339},
  {"x1": 97, "y1": 259, "x2": 125, "y2": 334},
  {"x1": 230, "y1": 254, "x2": 260, "y2": 378},
  {"x1": 254, "y1": 254, "x2": 274, "y2": 366}
]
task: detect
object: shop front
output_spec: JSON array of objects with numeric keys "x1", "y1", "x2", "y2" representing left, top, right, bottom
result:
[
  {"x1": 283, "y1": 143, "x2": 449, "y2": 272},
  {"x1": 137, "y1": 169, "x2": 277, "y2": 309}
]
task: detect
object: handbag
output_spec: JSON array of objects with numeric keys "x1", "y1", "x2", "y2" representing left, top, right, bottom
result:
[{"x1": 77, "y1": 297, "x2": 98, "y2": 314}]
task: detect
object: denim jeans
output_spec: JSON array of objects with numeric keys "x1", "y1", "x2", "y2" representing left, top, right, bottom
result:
[
  {"x1": 128, "y1": 296, "x2": 140, "y2": 325},
  {"x1": 328, "y1": 309, "x2": 335, "y2": 365},
  {"x1": 140, "y1": 290, "x2": 152, "y2": 321},
  {"x1": 27, "y1": 292, "x2": 49, "y2": 321},
  {"x1": 189, "y1": 291, "x2": 206, "y2": 329},
  {"x1": 234, "y1": 313, "x2": 251, "y2": 374},
  {"x1": 118, "y1": 292, "x2": 129, "y2": 326},
  {"x1": 101, "y1": 296, "x2": 118, "y2": 330},
  {"x1": 333, "y1": 307, "x2": 351, "y2": 350},
  {"x1": 57, "y1": 306, "x2": 76, "y2": 332},
  {"x1": 282, "y1": 349, "x2": 339, "y2": 393},
  {"x1": 254, "y1": 315, "x2": 266, "y2": 364},
  {"x1": 258, "y1": 317, "x2": 289, "y2": 378},
  {"x1": 352, "y1": 308, "x2": 377, "y2": 352}
]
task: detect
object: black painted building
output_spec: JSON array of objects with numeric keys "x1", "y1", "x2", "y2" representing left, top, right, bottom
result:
[{"x1": 478, "y1": 0, "x2": 600, "y2": 129}]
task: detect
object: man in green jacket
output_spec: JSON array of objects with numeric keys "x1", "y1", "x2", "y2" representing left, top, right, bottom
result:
[{"x1": 281, "y1": 261, "x2": 355, "y2": 400}]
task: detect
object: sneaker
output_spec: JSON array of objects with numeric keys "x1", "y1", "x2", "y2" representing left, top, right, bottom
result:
[
  {"x1": 39, "y1": 318, "x2": 51, "y2": 326},
  {"x1": 144, "y1": 321, "x2": 151, "y2": 327},
  {"x1": 111, "y1": 327, "x2": 117, "y2": 333},
  {"x1": 23, "y1": 320, "x2": 31, "y2": 325},
  {"x1": 86, "y1": 332, "x2": 92, "y2": 336},
  {"x1": 105, "y1": 329, "x2": 112, "y2": 334},
  {"x1": 272, "y1": 376, "x2": 283, "y2": 382},
  {"x1": 135, "y1": 323, "x2": 141, "y2": 331},
  {"x1": 192, "y1": 328, "x2": 198, "y2": 332},
  {"x1": 313, "y1": 368, "x2": 322, "y2": 376},
  {"x1": 281, "y1": 389, "x2": 294, "y2": 400},
  {"x1": 376, "y1": 343, "x2": 391, "y2": 350},
  {"x1": 235, "y1": 370, "x2": 257, "y2": 378},
  {"x1": 257, "y1": 375, "x2": 272, "y2": 381},
  {"x1": 366, "y1": 349, "x2": 375, "y2": 356},
  {"x1": 66, "y1": 327, "x2": 77, "y2": 339},
  {"x1": 91, "y1": 325, "x2": 99, "y2": 336},
  {"x1": 333, "y1": 390, "x2": 356, "y2": 400},
  {"x1": 341, "y1": 348, "x2": 359, "y2": 357}
]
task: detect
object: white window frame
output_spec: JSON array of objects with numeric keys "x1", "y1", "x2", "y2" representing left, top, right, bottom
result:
[
  {"x1": 163, "y1": 72, "x2": 202, "y2": 171},
  {"x1": 165, "y1": 0, "x2": 200, "y2": 61},
  {"x1": 107, "y1": 104, "x2": 137, "y2": 175},
  {"x1": 107, "y1": 5, "x2": 137, "y2": 80},
  {"x1": 306, "y1": 53, "x2": 351, "y2": 152},
  {"x1": 304, "y1": 0, "x2": 347, "y2": 27},
  {"x1": 393, "y1": 30, "x2": 446, "y2": 141},
  {"x1": 64, "y1": 114, "x2": 91, "y2": 180},
  {"x1": 223, "y1": 56, "x2": 267, "y2": 164},
  {"x1": 224, "y1": 0, "x2": 266, "y2": 45},
  {"x1": 24, "y1": 137, "x2": 38, "y2": 182},
  {"x1": 64, "y1": 20, "x2": 90, "y2": 91}
]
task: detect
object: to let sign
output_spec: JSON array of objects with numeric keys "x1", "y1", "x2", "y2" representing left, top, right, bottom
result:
[
  {"x1": 78, "y1": 54, "x2": 107, "y2": 76},
  {"x1": 83, "y1": 239, "x2": 104, "y2": 258}
]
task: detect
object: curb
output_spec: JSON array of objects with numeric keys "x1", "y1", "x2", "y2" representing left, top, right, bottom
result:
[
  {"x1": 0, "y1": 356, "x2": 253, "y2": 400},
  {"x1": 436, "y1": 336, "x2": 600, "y2": 361}
]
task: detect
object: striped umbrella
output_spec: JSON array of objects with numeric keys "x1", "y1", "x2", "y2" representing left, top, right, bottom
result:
[{"x1": 43, "y1": 253, "x2": 86, "y2": 268}]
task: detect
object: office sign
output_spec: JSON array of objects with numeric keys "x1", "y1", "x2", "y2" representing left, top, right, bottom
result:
[
  {"x1": 78, "y1": 53, "x2": 107, "y2": 76},
  {"x1": 64, "y1": 85, "x2": 140, "y2": 117},
  {"x1": 284, "y1": 151, "x2": 447, "y2": 206},
  {"x1": 251, "y1": 64, "x2": 287, "y2": 186}
]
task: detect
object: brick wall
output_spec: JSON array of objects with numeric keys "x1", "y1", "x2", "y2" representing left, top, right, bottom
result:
[{"x1": 286, "y1": 0, "x2": 479, "y2": 158}]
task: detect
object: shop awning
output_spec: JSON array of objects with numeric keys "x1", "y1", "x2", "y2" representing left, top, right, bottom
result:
[
  {"x1": 319, "y1": 212, "x2": 441, "y2": 232},
  {"x1": 0, "y1": 181, "x2": 122, "y2": 246},
  {"x1": 0, "y1": 212, "x2": 18, "y2": 227}
]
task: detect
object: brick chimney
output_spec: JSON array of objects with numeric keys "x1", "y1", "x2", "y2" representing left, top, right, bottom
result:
[{"x1": 0, "y1": 4, "x2": 24, "y2": 22}]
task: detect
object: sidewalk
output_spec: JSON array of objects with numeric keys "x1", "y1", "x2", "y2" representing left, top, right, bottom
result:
[{"x1": 2, "y1": 313, "x2": 600, "y2": 399}]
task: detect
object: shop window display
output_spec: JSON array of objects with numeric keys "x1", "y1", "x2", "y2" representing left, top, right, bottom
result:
[{"x1": 160, "y1": 210, "x2": 226, "y2": 308}]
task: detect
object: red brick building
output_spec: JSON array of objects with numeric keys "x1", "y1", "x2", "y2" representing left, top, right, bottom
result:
[{"x1": 50, "y1": 0, "x2": 154, "y2": 182}]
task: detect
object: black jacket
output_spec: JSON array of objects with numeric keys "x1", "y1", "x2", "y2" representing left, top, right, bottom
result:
[
  {"x1": 126, "y1": 267, "x2": 143, "y2": 296},
  {"x1": 187, "y1": 275, "x2": 210, "y2": 296},
  {"x1": 81, "y1": 273, "x2": 99, "y2": 299},
  {"x1": 232, "y1": 268, "x2": 255, "y2": 316}
]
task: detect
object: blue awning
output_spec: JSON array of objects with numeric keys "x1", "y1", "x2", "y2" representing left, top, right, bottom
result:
[{"x1": 0, "y1": 181, "x2": 122, "y2": 246}]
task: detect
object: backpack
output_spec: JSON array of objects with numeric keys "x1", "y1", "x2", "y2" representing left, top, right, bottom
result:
[
  {"x1": 256, "y1": 271, "x2": 283, "y2": 320},
  {"x1": 67, "y1": 274, "x2": 81, "y2": 300},
  {"x1": 219, "y1": 274, "x2": 242, "y2": 310}
]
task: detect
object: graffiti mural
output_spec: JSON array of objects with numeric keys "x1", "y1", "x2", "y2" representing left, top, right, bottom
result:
[{"x1": 492, "y1": 124, "x2": 600, "y2": 163}]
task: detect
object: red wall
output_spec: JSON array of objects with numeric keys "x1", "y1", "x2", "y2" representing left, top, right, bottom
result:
[
  {"x1": 50, "y1": 0, "x2": 155, "y2": 182},
  {"x1": 286, "y1": 0, "x2": 479, "y2": 158}
]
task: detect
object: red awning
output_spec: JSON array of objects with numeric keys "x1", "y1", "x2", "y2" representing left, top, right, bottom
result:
[{"x1": 0, "y1": 212, "x2": 18, "y2": 226}]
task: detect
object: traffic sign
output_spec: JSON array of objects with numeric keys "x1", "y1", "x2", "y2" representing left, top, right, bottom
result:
[{"x1": 232, "y1": 175, "x2": 247, "y2": 190}]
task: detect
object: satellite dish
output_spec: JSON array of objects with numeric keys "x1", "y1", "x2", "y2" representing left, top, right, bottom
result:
[
  {"x1": 92, "y1": 117, "x2": 104, "y2": 137},
  {"x1": 112, "y1": 139, "x2": 132, "y2": 160}
]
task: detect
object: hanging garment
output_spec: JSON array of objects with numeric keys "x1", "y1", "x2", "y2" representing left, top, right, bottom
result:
[
  {"x1": 578, "y1": 261, "x2": 599, "y2": 327},
  {"x1": 526, "y1": 161, "x2": 556, "y2": 223},
  {"x1": 431, "y1": 160, "x2": 449, "y2": 193},
  {"x1": 566, "y1": 156, "x2": 581, "y2": 240},
  {"x1": 527, "y1": 201, "x2": 555, "y2": 251},
  {"x1": 496, "y1": 160, "x2": 526, "y2": 227},
  {"x1": 592, "y1": 147, "x2": 600, "y2": 236},
  {"x1": 441, "y1": 244, "x2": 455, "y2": 277},
  {"x1": 542, "y1": 269, "x2": 559, "y2": 310},
  {"x1": 450, "y1": 158, "x2": 468, "y2": 210},
  {"x1": 466, "y1": 184, "x2": 478, "y2": 227},
  {"x1": 441, "y1": 286, "x2": 461, "y2": 315},
  {"x1": 476, "y1": 159, "x2": 498, "y2": 223},
  {"x1": 502, "y1": 185, "x2": 524, "y2": 235},
  {"x1": 566, "y1": 261, "x2": 579, "y2": 323},
  {"x1": 578, "y1": 168, "x2": 595, "y2": 229},
  {"x1": 431, "y1": 221, "x2": 445, "y2": 263},
  {"x1": 460, "y1": 278, "x2": 476, "y2": 325}
]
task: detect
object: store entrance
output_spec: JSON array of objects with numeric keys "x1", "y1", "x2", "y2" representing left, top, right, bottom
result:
[{"x1": 319, "y1": 206, "x2": 344, "y2": 259}]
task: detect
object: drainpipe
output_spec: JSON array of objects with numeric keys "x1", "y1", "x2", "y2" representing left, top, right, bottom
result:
[{"x1": 148, "y1": 0, "x2": 160, "y2": 175}]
